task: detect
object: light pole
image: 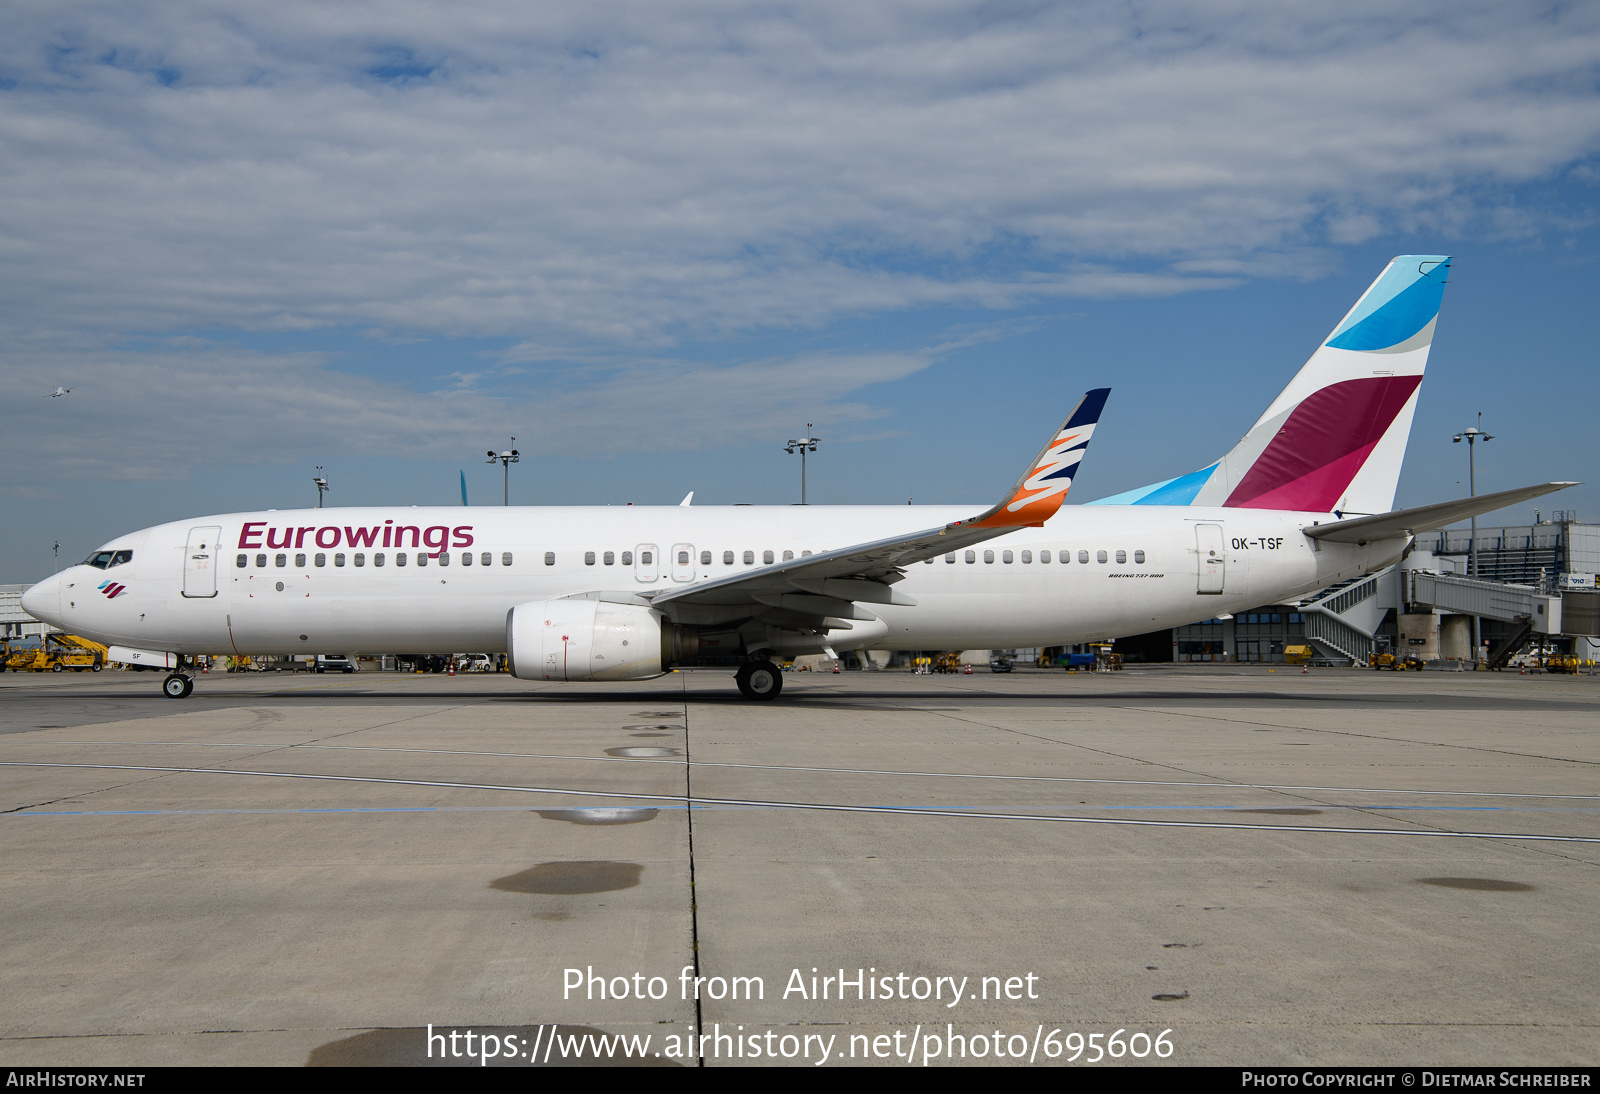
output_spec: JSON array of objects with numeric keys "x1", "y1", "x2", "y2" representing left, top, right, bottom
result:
[
  {"x1": 784, "y1": 425, "x2": 820, "y2": 504},
  {"x1": 1453, "y1": 416, "x2": 1494, "y2": 662},
  {"x1": 313, "y1": 467, "x2": 329, "y2": 508},
  {"x1": 487, "y1": 439, "x2": 519, "y2": 506}
]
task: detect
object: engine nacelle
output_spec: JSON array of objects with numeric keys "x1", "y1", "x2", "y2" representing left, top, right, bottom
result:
[{"x1": 506, "y1": 599, "x2": 695, "y2": 681}]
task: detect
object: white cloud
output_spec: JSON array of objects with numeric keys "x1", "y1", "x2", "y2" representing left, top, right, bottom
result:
[
  {"x1": 0, "y1": 1, "x2": 1595, "y2": 344},
  {"x1": 0, "y1": 345, "x2": 932, "y2": 479}
]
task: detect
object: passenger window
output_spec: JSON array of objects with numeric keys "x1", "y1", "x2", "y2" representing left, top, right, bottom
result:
[
  {"x1": 461, "y1": 552, "x2": 472, "y2": 566},
  {"x1": 354, "y1": 553, "x2": 365, "y2": 567},
  {"x1": 641, "y1": 551, "x2": 653, "y2": 565},
  {"x1": 437, "y1": 552, "x2": 449, "y2": 567},
  {"x1": 924, "y1": 558, "x2": 934, "y2": 564},
  {"x1": 945, "y1": 553, "x2": 955, "y2": 564},
  {"x1": 275, "y1": 553, "x2": 287, "y2": 568},
  {"x1": 964, "y1": 550, "x2": 975, "y2": 564},
  {"x1": 801, "y1": 549, "x2": 812, "y2": 556},
  {"x1": 374, "y1": 553, "x2": 385, "y2": 567},
  {"x1": 295, "y1": 553, "x2": 306, "y2": 568},
  {"x1": 723, "y1": 551, "x2": 734, "y2": 565},
  {"x1": 585, "y1": 551, "x2": 596, "y2": 566},
  {"x1": 743, "y1": 551, "x2": 754, "y2": 565},
  {"x1": 604, "y1": 551, "x2": 614, "y2": 566},
  {"x1": 417, "y1": 552, "x2": 427, "y2": 567},
  {"x1": 335, "y1": 553, "x2": 346, "y2": 567},
  {"x1": 700, "y1": 550, "x2": 711, "y2": 565},
  {"x1": 763, "y1": 550, "x2": 774, "y2": 564},
  {"x1": 983, "y1": 550, "x2": 994, "y2": 564},
  {"x1": 236, "y1": 554, "x2": 248, "y2": 568},
  {"x1": 1021, "y1": 550, "x2": 1032, "y2": 564},
  {"x1": 481, "y1": 552, "x2": 492, "y2": 566},
  {"x1": 502, "y1": 552, "x2": 513, "y2": 566},
  {"x1": 315, "y1": 553, "x2": 326, "y2": 568},
  {"x1": 678, "y1": 550, "x2": 689, "y2": 565},
  {"x1": 1134, "y1": 550, "x2": 1146, "y2": 564},
  {"x1": 1078, "y1": 550, "x2": 1090, "y2": 564},
  {"x1": 1096, "y1": 550, "x2": 1108, "y2": 564},
  {"x1": 545, "y1": 552, "x2": 555, "y2": 566},
  {"x1": 622, "y1": 551, "x2": 633, "y2": 565},
  {"x1": 1115, "y1": 550, "x2": 1126, "y2": 564},
  {"x1": 1002, "y1": 550, "x2": 1013, "y2": 564},
  {"x1": 782, "y1": 550, "x2": 794, "y2": 561},
  {"x1": 396, "y1": 552, "x2": 407, "y2": 567},
  {"x1": 1039, "y1": 550, "x2": 1051, "y2": 564}
]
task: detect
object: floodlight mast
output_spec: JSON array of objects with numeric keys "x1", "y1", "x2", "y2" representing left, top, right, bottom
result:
[
  {"x1": 784, "y1": 424, "x2": 821, "y2": 504},
  {"x1": 487, "y1": 440, "x2": 520, "y2": 506},
  {"x1": 1451, "y1": 414, "x2": 1494, "y2": 661},
  {"x1": 313, "y1": 467, "x2": 329, "y2": 509}
]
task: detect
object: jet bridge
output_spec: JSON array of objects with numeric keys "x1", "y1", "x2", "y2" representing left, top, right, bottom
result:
[{"x1": 1405, "y1": 572, "x2": 1562, "y2": 634}]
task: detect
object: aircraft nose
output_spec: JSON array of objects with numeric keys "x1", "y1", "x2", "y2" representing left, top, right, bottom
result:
[{"x1": 20, "y1": 573, "x2": 63, "y2": 627}]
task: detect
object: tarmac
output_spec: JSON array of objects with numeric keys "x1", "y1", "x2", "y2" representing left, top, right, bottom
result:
[{"x1": 0, "y1": 664, "x2": 1596, "y2": 1067}]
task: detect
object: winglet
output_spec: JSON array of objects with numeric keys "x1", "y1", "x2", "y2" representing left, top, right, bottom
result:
[{"x1": 956, "y1": 388, "x2": 1110, "y2": 531}]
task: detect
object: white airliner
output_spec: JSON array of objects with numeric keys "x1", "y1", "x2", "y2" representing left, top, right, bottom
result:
[{"x1": 22, "y1": 255, "x2": 1574, "y2": 700}]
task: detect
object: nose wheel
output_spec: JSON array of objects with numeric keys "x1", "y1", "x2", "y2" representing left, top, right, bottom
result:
[
  {"x1": 735, "y1": 659, "x2": 783, "y2": 701},
  {"x1": 162, "y1": 673, "x2": 194, "y2": 699}
]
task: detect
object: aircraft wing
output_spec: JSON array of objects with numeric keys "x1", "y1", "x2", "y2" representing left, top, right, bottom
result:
[
  {"x1": 1301, "y1": 481, "x2": 1579, "y2": 544},
  {"x1": 648, "y1": 389, "x2": 1110, "y2": 621}
]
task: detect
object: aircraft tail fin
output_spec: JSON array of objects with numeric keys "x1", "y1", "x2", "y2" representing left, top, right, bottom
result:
[{"x1": 1090, "y1": 255, "x2": 1450, "y2": 515}]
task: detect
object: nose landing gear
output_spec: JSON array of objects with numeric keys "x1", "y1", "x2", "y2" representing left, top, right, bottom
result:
[{"x1": 161, "y1": 655, "x2": 195, "y2": 698}]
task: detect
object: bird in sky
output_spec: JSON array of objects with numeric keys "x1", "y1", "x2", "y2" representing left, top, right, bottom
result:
[{"x1": 45, "y1": 387, "x2": 69, "y2": 398}]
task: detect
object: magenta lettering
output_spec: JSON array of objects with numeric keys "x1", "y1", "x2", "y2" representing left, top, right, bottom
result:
[
  {"x1": 345, "y1": 526, "x2": 379, "y2": 548},
  {"x1": 315, "y1": 527, "x2": 341, "y2": 549},
  {"x1": 452, "y1": 525, "x2": 475, "y2": 548},
  {"x1": 266, "y1": 527, "x2": 293, "y2": 549},
  {"x1": 295, "y1": 526, "x2": 316, "y2": 548},
  {"x1": 394, "y1": 525, "x2": 421, "y2": 548},
  {"x1": 423, "y1": 526, "x2": 450, "y2": 556},
  {"x1": 239, "y1": 522, "x2": 266, "y2": 549}
]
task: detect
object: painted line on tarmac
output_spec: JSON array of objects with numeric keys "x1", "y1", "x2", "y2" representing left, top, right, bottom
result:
[
  {"x1": 14, "y1": 739, "x2": 1593, "y2": 802},
  {"x1": 3, "y1": 761, "x2": 1598, "y2": 844}
]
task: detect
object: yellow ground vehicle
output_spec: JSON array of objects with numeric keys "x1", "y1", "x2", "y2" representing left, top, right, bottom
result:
[
  {"x1": 1371, "y1": 651, "x2": 1424, "y2": 671},
  {"x1": 5, "y1": 633, "x2": 107, "y2": 672},
  {"x1": 1284, "y1": 645, "x2": 1313, "y2": 665},
  {"x1": 1090, "y1": 643, "x2": 1122, "y2": 671}
]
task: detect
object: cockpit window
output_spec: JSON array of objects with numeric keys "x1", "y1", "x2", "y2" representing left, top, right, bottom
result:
[{"x1": 83, "y1": 550, "x2": 133, "y2": 570}]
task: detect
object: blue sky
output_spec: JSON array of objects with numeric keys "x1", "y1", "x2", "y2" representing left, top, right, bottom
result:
[{"x1": 3, "y1": 2, "x2": 1598, "y2": 581}]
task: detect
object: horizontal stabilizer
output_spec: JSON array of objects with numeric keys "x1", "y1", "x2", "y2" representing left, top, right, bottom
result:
[{"x1": 1302, "y1": 482, "x2": 1579, "y2": 544}]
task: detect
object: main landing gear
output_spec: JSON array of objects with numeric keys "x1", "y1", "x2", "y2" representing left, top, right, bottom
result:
[{"x1": 735, "y1": 659, "x2": 783, "y2": 701}]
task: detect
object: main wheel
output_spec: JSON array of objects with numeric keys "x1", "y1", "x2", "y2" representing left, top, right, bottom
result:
[
  {"x1": 162, "y1": 674, "x2": 193, "y2": 699},
  {"x1": 735, "y1": 660, "x2": 783, "y2": 701}
]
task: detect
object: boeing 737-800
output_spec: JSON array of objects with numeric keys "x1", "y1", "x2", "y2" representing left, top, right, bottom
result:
[{"x1": 21, "y1": 256, "x2": 1574, "y2": 699}]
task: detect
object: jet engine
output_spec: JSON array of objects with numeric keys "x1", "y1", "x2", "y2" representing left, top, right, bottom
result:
[{"x1": 506, "y1": 599, "x2": 697, "y2": 681}]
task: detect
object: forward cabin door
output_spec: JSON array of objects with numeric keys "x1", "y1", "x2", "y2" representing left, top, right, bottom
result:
[
  {"x1": 182, "y1": 526, "x2": 222, "y2": 598},
  {"x1": 1196, "y1": 524, "x2": 1226, "y2": 595}
]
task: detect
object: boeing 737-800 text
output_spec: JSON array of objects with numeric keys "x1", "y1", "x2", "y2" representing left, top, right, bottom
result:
[{"x1": 22, "y1": 256, "x2": 1574, "y2": 699}]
